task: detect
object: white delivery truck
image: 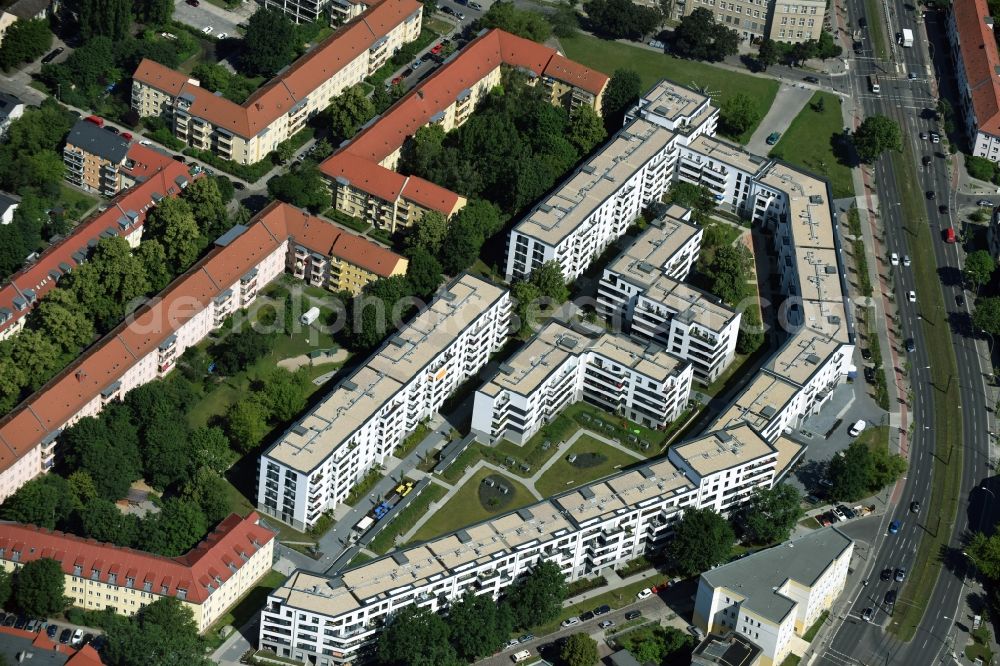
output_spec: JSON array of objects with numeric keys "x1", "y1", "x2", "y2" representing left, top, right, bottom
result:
[{"x1": 900, "y1": 28, "x2": 914, "y2": 47}]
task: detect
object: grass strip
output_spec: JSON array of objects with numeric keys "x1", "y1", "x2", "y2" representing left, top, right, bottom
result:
[
  {"x1": 884, "y1": 144, "x2": 963, "y2": 641},
  {"x1": 802, "y1": 610, "x2": 829, "y2": 642},
  {"x1": 863, "y1": 0, "x2": 888, "y2": 60}
]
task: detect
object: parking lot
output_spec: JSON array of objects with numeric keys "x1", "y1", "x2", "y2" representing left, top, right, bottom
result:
[{"x1": 172, "y1": 0, "x2": 251, "y2": 39}]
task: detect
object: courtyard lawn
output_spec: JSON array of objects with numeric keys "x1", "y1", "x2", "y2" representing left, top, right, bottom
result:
[
  {"x1": 409, "y1": 469, "x2": 534, "y2": 544},
  {"x1": 204, "y1": 570, "x2": 288, "y2": 649},
  {"x1": 57, "y1": 184, "x2": 99, "y2": 221},
  {"x1": 768, "y1": 91, "x2": 855, "y2": 199},
  {"x1": 368, "y1": 482, "x2": 449, "y2": 554},
  {"x1": 559, "y1": 33, "x2": 779, "y2": 143},
  {"x1": 534, "y1": 435, "x2": 643, "y2": 497}
]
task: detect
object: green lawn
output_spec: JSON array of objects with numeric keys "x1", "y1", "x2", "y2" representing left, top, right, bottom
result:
[
  {"x1": 409, "y1": 469, "x2": 534, "y2": 544},
  {"x1": 856, "y1": 425, "x2": 890, "y2": 454},
  {"x1": 534, "y1": 435, "x2": 643, "y2": 497},
  {"x1": 769, "y1": 92, "x2": 855, "y2": 199},
  {"x1": 559, "y1": 33, "x2": 779, "y2": 143},
  {"x1": 802, "y1": 610, "x2": 828, "y2": 641},
  {"x1": 204, "y1": 570, "x2": 287, "y2": 649},
  {"x1": 57, "y1": 184, "x2": 99, "y2": 221}
]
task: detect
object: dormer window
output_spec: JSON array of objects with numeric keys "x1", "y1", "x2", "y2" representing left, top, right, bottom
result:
[
  {"x1": 108, "y1": 573, "x2": 117, "y2": 585},
  {"x1": 91, "y1": 569, "x2": 100, "y2": 581},
  {"x1": 177, "y1": 588, "x2": 187, "y2": 600},
  {"x1": 74, "y1": 565, "x2": 82, "y2": 576},
  {"x1": 160, "y1": 585, "x2": 168, "y2": 594},
  {"x1": 143, "y1": 581, "x2": 152, "y2": 592},
  {"x1": 126, "y1": 577, "x2": 135, "y2": 588}
]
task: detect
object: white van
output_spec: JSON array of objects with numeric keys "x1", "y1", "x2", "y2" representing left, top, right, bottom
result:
[
  {"x1": 512, "y1": 650, "x2": 531, "y2": 663},
  {"x1": 848, "y1": 419, "x2": 867, "y2": 437}
]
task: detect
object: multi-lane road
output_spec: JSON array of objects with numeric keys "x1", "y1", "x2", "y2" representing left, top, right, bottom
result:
[{"x1": 815, "y1": 1, "x2": 995, "y2": 664}]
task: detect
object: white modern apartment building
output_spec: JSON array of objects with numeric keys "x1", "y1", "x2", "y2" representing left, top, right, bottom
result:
[
  {"x1": 258, "y1": 80, "x2": 857, "y2": 665},
  {"x1": 470, "y1": 321, "x2": 694, "y2": 445},
  {"x1": 257, "y1": 275, "x2": 511, "y2": 530},
  {"x1": 693, "y1": 528, "x2": 854, "y2": 665},
  {"x1": 504, "y1": 81, "x2": 719, "y2": 282},
  {"x1": 947, "y1": 0, "x2": 1000, "y2": 162},
  {"x1": 596, "y1": 205, "x2": 741, "y2": 384},
  {"x1": 259, "y1": 423, "x2": 800, "y2": 665},
  {"x1": 677, "y1": 135, "x2": 773, "y2": 218}
]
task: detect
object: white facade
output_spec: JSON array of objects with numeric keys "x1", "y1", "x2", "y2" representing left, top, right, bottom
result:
[
  {"x1": 693, "y1": 528, "x2": 854, "y2": 665},
  {"x1": 470, "y1": 322, "x2": 694, "y2": 445},
  {"x1": 257, "y1": 275, "x2": 512, "y2": 530}
]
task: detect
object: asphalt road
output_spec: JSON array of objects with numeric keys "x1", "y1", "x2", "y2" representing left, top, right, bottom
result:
[
  {"x1": 172, "y1": 0, "x2": 246, "y2": 38},
  {"x1": 815, "y1": 3, "x2": 995, "y2": 665}
]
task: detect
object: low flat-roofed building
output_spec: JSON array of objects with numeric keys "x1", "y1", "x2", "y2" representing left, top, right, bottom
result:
[
  {"x1": 693, "y1": 528, "x2": 854, "y2": 665},
  {"x1": 692, "y1": 631, "x2": 763, "y2": 666},
  {"x1": 258, "y1": 274, "x2": 511, "y2": 530},
  {"x1": 471, "y1": 321, "x2": 693, "y2": 445},
  {"x1": 0, "y1": 513, "x2": 276, "y2": 633}
]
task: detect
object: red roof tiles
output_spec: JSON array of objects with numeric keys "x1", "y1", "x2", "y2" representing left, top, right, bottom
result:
[
  {"x1": 122, "y1": 143, "x2": 177, "y2": 182},
  {"x1": 133, "y1": 0, "x2": 422, "y2": 139},
  {"x1": 0, "y1": 513, "x2": 275, "y2": 605},
  {"x1": 952, "y1": 0, "x2": 1000, "y2": 136},
  {"x1": 318, "y1": 29, "x2": 607, "y2": 212},
  {"x1": 0, "y1": 160, "x2": 192, "y2": 338}
]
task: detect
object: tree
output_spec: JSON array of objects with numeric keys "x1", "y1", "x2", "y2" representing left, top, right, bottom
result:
[
  {"x1": 0, "y1": 475, "x2": 77, "y2": 529},
  {"x1": 602, "y1": 68, "x2": 642, "y2": 122},
  {"x1": 140, "y1": 499, "x2": 208, "y2": 556},
  {"x1": 377, "y1": 605, "x2": 461, "y2": 666},
  {"x1": 0, "y1": 19, "x2": 52, "y2": 71},
  {"x1": 144, "y1": 197, "x2": 201, "y2": 272},
  {"x1": 548, "y1": 3, "x2": 579, "y2": 37},
  {"x1": 512, "y1": 280, "x2": 542, "y2": 335},
  {"x1": 28, "y1": 291, "x2": 95, "y2": 356},
  {"x1": 75, "y1": 0, "x2": 133, "y2": 40},
  {"x1": 965, "y1": 250, "x2": 996, "y2": 291},
  {"x1": 60, "y1": 406, "x2": 143, "y2": 501},
  {"x1": 672, "y1": 8, "x2": 739, "y2": 62},
  {"x1": 142, "y1": 414, "x2": 194, "y2": 490},
  {"x1": 79, "y1": 498, "x2": 140, "y2": 546},
  {"x1": 568, "y1": 104, "x2": 607, "y2": 155},
  {"x1": 64, "y1": 236, "x2": 150, "y2": 332},
  {"x1": 14, "y1": 558, "x2": 66, "y2": 617},
  {"x1": 530, "y1": 260, "x2": 570, "y2": 303},
  {"x1": 707, "y1": 245, "x2": 754, "y2": 306},
  {"x1": 974, "y1": 297, "x2": 1000, "y2": 337},
  {"x1": 816, "y1": 30, "x2": 843, "y2": 59},
  {"x1": 105, "y1": 598, "x2": 212, "y2": 666},
  {"x1": 329, "y1": 85, "x2": 377, "y2": 142},
  {"x1": 67, "y1": 470, "x2": 99, "y2": 506},
  {"x1": 0, "y1": 569, "x2": 10, "y2": 609},
  {"x1": 0, "y1": 351, "x2": 24, "y2": 414},
  {"x1": 584, "y1": 0, "x2": 661, "y2": 39},
  {"x1": 967, "y1": 532, "x2": 1000, "y2": 582},
  {"x1": 405, "y1": 248, "x2": 443, "y2": 298},
  {"x1": 404, "y1": 211, "x2": 448, "y2": 255},
  {"x1": 211, "y1": 329, "x2": 275, "y2": 375},
  {"x1": 869, "y1": 443, "x2": 907, "y2": 489},
  {"x1": 135, "y1": 239, "x2": 173, "y2": 293},
  {"x1": 183, "y1": 176, "x2": 231, "y2": 240},
  {"x1": 667, "y1": 181, "x2": 715, "y2": 217},
  {"x1": 447, "y1": 591, "x2": 514, "y2": 661},
  {"x1": 719, "y1": 93, "x2": 762, "y2": 138},
  {"x1": 241, "y1": 8, "x2": 300, "y2": 77},
  {"x1": 476, "y1": 1, "x2": 551, "y2": 42},
  {"x1": 826, "y1": 441, "x2": 874, "y2": 501},
  {"x1": 561, "y1": 633, "x2": 599, "y2": 666},
  {"x1": 7, "y1": 329, "x2": 62, "y2": 391},
  {"x1": 852, "y1": 115, "x2": 902, "y2": 163},
  {"x1": 736, "y1": 305, "x2": 764, "y2": 354},
  {"x1": 733, "y1": 484, "x2": 802, "y2": 544},
  {"x1": 191, "y1": 426, "x2": 237, "y2": 474},
  {"x1": 503, "y1": 560, "x2": 566, "y2": 629},
  {"x1": 267, "y1": 165, "x2": 330, "y2": 213},
  {"x1": 225, "y1": 399, "x2": 271, "y2": 453},
  {"x1": 667, "y1": 508, "x2": 735, "y2": 576},
  {"x1": 137, "y1": 0, "x2": 173, "y2": 25},
  {"x1": 254, "y1": 369, "x2": 308, "y2": 422},
  {"x1": 756, "y1": 38, "x2": 778, "y2": 71},
  {"x1": 181, "y1": 467, "x2": 231, "y2": 525}
]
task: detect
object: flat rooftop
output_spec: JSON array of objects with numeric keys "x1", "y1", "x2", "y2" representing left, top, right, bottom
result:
[
  {"x1": 480, "y1": 321, "x2": 688, "y2": 398},
  {"x1": 638, "y1": 79, "x2": 715, "y2": 130},
  {"x1": 671, "y1": 424, "x2": 776, "y2": 477},
  {"x1": 791, "y1": 246, "x2": 843, "y2": 304},
  {"x1": 264, "y1": 274, "x2": 506, "y2": 472},
  {"x1": 765, "y1": 325, "x2": 845, "y2": 387},
  {"x1": 684, "y1": 135, "x2": 768, "y2": 176},
  {"x1": 761, "y1": 161, "x2": 835, "y2": 252},
  {"x1": 269, "y1": 570, "x2": 361, "y2": 617},
  {"x1": 712, "y1": 373, "x2": 800, "y2": 432},
  {"x1": 513, "y1": 118, "x2": 676, "y2": 247},
  {"x1": 605, "y1": 210, "x2": 702, "y2": 289},
  {"x1": 641, "y1": 275, "x2": 738, "y2": 333},
  {"x1": 701, "y1": 527, "x2": 853, "y2": 623}
]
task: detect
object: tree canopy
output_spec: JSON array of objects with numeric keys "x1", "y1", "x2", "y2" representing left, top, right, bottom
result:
[
  {"x1": 267, "y1": 164, "x2": 330, "y2": 213},
  {"x1": 377, "y1": 605, "x2": 461, "y2": 666},
  {"x1": 447, "y1": 592, "x2": 514, "y2": 661},
  {"x1": 0, "y1": 18, "x2": 52, "y2": 72},
  {"x1": 672, "y1": 8, "x2": 740, "y2": 62},
  {"x1": 585, "y1": 0, "x2": 661, "y2": 39},
  {"x1": 14, "y1": 558, "x2": 66, "y2": 617},
  {"x1": 719, "y1": 93, "x2": 761, "y2": 139},
  {"x1": 602, "y1": 68, "x2": 642, "y2": 123},
  {"x1": 240, "y1": 7, "x2": 301, "y2": 77},
  {"x1": 561, "y1": 633, "x2": 599, "y2": 666},
  {"x1": 667, "y1": 507, "x2": 735, "y2": 575},
  {"x1": 475, "y1": 1, "x2": 551, "y2": 42},
  {"x1": 964, "y1": 250, "x2": 995, "y2": 291},
  {"x1": 503, "y1": 560, "x2": 566, "y2": 629},
  {"x1": 104, "y1": 598, "x2": 212, "y2": 666},
  {"x1": 826, "y1": 440, "x2": 907, "y2": 501},
  {"x1": 853, "y1": 115, "x2": 902, "y2": 162},
  {"x1": 732, "y1": 483, "x2": 803, "y2": 544},
  {"x1": 329, "y1": 85, "x2": 377, "y2": 143},
  {"x1": 974, "y1": 297, "x2": 1000, "y2": 337}
]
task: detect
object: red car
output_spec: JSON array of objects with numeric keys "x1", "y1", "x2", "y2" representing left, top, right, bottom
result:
[
  {"x1": 430, "y1": 43, "x2": 443, "y2": 55},
  {"x1": 84, "y1": 115, "x2": 104, "y2": 127},
  {"x1": 121, "y1": 132, "x2": 133, "y2": 141},
  {"x1": 391, "y1": 76, "x2": 403, "y2": 86}
]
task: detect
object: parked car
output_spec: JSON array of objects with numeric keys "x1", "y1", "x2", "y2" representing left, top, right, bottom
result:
[
  {"x1": 430, "y1": 43, "x2": 443, "y2": 55},
  {"x1": 593, "y1": 605, "x2": 611, "y2": 616},
  {"x1": 504, "y1": 639, "x2": 520, "y2": 650},
  {"x1": 71, "y1": 629, "x2": 84, "y2": 646},
  {"x1": 469, "y1": 1, "x2": 483, "y2": 9},
  {"x1": 13, "y1": 617, "x2": 26, "y2": 630},
  {"x1": 894, "y1": 567, "x2": 906, "y2": 582},
  {"x1": 25, "y1": 619, "x2": 39, "y2": 633},
  {"x1": 391, "y1": 75, "x2": 403, "y2": 86},
  {"x1": 82, "y1": 633, "x2": 94, "y2": 645},
  {"x1": 625, "y1": 611, "x2": 642, "y2": 621},
  {"x1": 861, "y1": 348, "x2": 872, "y2": 360},
  {"x1": 804, "y1": 75, "x2": 820, "y2": 83},
  {"x1": 518, "y1": 634, "x2": 534, "y2": 644},
  {"x1": 636, "y1": 588, "x2": 653, "y2": 600},
  {"x1": 186, "y1": 0, "x2": 200, "y2": 5},
  {"x1": 837, "y1": 504, "x2": 856, "y2": 519},
  {"x1": 46, "y1": 624, "x2": 58, "y2": 639},
  {"x1": 202, "y1": 26, "x2": 213, "y2": 34},
  {"x1": 217, "y1": 32, "x2": 228, "y2": 40},
  {"x1": 579, "y1": 611, "x2": 595, "y2": 622},
  {"x1": 766, "y1": 132, "x2": 781, "y2": 145},
  {"x1": 848, "y1": 419, "x2": 866, "y2": 437},
  {"x1": 561, "y1": 617, "x2": 580, "y2": 628},
  {"x1": 599, "y1": 620, "x2": 615, "y2": 629},
  {"x1": 41, "y1": 47, "x2": 65, "y2": 64},
  {"x1": 59, "y1": 628, "x2": 72, "y2": 644},
  {"x1": 862, "y1": 607, "x2": 874, "y2": 622},
  {"x1": 864, "y1": 367, "x2": 876, "y2": 384},
  {"x1": 977, "y1": 199, "x2": 994, "y2": 207},
  {"x1": 2, "y1": 615, "x2": 15, "y2": 627},
  {"x1": 831, "y1": 506, "x2": 846, "y2": 521}
]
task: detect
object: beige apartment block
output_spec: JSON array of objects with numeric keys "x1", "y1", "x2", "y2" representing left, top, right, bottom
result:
[{"x1": 673, "y1": 0, "x2": 825, "y2": 43}]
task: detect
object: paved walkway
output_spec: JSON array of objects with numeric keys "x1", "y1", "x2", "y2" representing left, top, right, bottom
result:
[
  {"x1": 276, "y1": 348, "x2": 349, "y2": 371},
  {"x1": 745, "y1": 84, "x2": 814, "y2": 155}
]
